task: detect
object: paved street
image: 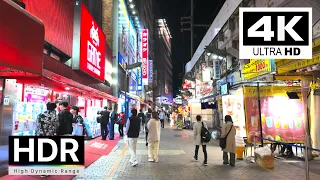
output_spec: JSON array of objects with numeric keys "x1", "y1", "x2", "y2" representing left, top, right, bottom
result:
[{"x1": 73, "y1": 123, "x2": 320, "y2": 180}]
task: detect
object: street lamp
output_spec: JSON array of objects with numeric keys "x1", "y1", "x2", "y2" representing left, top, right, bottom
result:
[{"x1": 124, "y1": 62, "x2": 142, "y2": 119}]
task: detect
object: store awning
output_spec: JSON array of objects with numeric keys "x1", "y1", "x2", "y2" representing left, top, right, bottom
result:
[
  {"x1": 0, "y1": 0, "x2": 44, "y2": 76},
  {"x1": 43, "y1": 55, "x2": 118, "y2": 102}
]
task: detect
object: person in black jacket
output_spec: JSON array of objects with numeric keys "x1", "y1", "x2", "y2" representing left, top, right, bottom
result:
[
  {"x1": 125, "y1": 108, "x2": 140, "y2": 167},
  {"x1": 57, "y1": 101, "x2": 73, "y2": 135},
  {"x1": 101, "y1": 106, "x2": 110, "y2": 140}
]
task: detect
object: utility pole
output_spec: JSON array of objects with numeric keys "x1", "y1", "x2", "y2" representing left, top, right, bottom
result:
[{"x1": 181, "y1": 0, "x2": 210, "y2": 58}]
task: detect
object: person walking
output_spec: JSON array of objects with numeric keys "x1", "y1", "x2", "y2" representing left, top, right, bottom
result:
[
  {"x1": 36, "y1": 102, "x2": 59, "y2": 178},
  {"x1": 138, "y1": 109, "x2": 146, "y2": 133},
  {"x1": 158, "y1": 110, "x2": 165, "y2": 128},
  {"x1": 192, "y1": 115, "x2": 208, "y2": 166},
  {"x1": 125, "y1": 108, "x2": 141, "y2": 167},
  {"x1": 145, "y1": 108, "x2": 152, "y2": 146},
  {"x1": 147, "y1": 111, "x2": 161, "y2": 162},
  {"x1": 118, "y1": 111, "x2": 125, "y2": 138},
  {"x1": 221, "y1": 115, "x2": 236, "y2": 166},
  {"x1": 57, "y1": 101, "x2": 73, "y2": 136},
  {"x1": 100, "y1": 106, "x2": 110, "y2": 140}
]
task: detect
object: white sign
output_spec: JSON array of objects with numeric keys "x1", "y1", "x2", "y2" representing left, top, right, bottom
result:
[
  {"x1": 3, "y1": 98, "x2": 9, "y2": 105},
  {"x1": 239, "y1": 8, "x2": 312, "y2": 59}
]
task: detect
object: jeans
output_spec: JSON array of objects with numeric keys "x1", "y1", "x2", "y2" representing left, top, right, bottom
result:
[
  {"x1": 223, "y1": 152, "x2": 235, "y2": 165},
  {"x1": 109, "y1": 121, "x2": 115, "y2": 140},
  {"x1": 118, "y1": 124, "x2": 124, "y2": 137},
  {"x1": 194, "y1": 145, "x2": 207, "y2": 163},
  {"x1": 160, "y1": 119, "x2": 164, "y2": 128},
  {"x1": 148, "y1": 141, "x2": 160, "y2": 161},
  {"x1": 128, "y1": 138, "x2": 138, "y2": 162}
]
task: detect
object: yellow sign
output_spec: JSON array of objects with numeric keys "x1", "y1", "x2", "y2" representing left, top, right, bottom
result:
[
  {"x1": 243, "y1": 59, "x2": 272, "y2": 80},
  {"x1": 277, "y1": 54, "x2": 320, "y2": 74},
  {"x1": 243, "y1": 86, "x2": 301, "y2": 98}
]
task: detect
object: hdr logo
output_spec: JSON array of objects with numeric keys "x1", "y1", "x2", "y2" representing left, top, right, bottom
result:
[
  {"x1": 8, "y1": 136, "x2": 84, "y2": 175},
  {"x1": 239, "y1": 8, "x2": 312, "y2": 59}
]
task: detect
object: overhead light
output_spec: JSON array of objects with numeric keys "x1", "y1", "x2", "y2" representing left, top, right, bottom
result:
[
  {"x1": 137, "y1": 21, "x2": 140, "y2": 24},
  {"x1": 212, "y1": 55, "x2": 218, "y2": 59},
  {"x1": 206, "y1": 52, "x2": 211, "y2": 56},
  {"x1": 65, "y1": 87, "x2": 70, "y2": 90},
  {"x1": 129, "y1": 0, "x2": 132, "y2": 2},
  {"x1": 135, "y1": 17, "x2": 138, "y2": 20},
  {"x1": 130, "y1": 4, "x2": 134, "y2": 8},
  {"x1": 132, "y1": 11, "x2": 136, "y2": 14},
  {"x1": 218, "y1": 56, "x2": 223, "y2": 60}
]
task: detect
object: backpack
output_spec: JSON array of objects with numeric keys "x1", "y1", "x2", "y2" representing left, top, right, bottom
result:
[
  {"x1": 201, "y1": 122, "x2": 211, "y2": 143},
  {"x1": 219, "y1": 125, "x2": 233, "y2": 149}
]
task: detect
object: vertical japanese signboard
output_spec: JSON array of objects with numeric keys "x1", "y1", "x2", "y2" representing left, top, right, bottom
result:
[
  {"x1": 148, "y1": 60, "x2": 153, "y2": 83},
  {"x1": 141, "y1": 29, "x2": 148, "y2": 85}
]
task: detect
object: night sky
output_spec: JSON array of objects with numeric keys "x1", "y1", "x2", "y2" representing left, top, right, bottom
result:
[{"x1": 157, "y1": 0, "x2": 226, "y2": 97}]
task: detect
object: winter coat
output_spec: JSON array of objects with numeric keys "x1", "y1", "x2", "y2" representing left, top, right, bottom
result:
[
  {"x1": 193, "y1": 121, "x2": 208, "y2": 145},
  {"x1": 147, "y1": 118, "x2": 161, "y2": 143},
  {"x1": 221, "y1": 121, "x2": 236, "y2": 153}
]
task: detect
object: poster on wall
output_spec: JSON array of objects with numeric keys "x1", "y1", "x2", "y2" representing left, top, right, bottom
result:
[
  {"x1": 244, "y1": 86, "x2": 305, "y2": 143},
  {"x1": 222, "y1": 93, "x2": 246, "y2": 137}
]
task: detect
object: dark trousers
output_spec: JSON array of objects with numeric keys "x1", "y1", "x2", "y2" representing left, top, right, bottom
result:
[
  {"x1": 223, "y1": 152, "x2": 235, "y2": 166},
  {"x1": 160, "y1": 119, "x2": 164, "y2": 128},
  {"x1": 109, "y1": 121, "x2": 115, "y2": 140},
  {"x1": 100, "y1": 123, "x2": 108, "y2": 140},
  {"x1": 194, "y1": 145, "x2": 207, "y2": 163},
  {"x1": 118, "y1": 124, "x2": 124, "y2": 137}
]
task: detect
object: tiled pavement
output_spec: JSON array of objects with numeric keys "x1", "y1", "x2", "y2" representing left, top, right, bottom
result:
[{"x1": 74, "y1": 124, "x2": 320, "y2": 180}]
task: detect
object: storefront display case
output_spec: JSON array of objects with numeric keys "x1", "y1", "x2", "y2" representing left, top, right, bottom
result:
[{"x1": 83, "y1": 99, "x2": 102, "y2": 138}]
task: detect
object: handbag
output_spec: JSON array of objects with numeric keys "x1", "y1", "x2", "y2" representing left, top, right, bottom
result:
[
  {"x1": 219, "y1": 125, "x2": 233, "y2": 149},
  {"x1": 201, "y1": 122, "x2": 211, "y2": 143}
]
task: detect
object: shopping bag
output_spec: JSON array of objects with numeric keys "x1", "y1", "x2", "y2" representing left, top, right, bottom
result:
[{"x1": 72, "y1": 123, "x2": 83, "y2": 136}]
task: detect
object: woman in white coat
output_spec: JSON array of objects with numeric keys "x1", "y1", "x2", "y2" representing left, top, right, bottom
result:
[
  {"x1": 221, "y1": 115, "x2": 236, "y2": 166},
  {"x1": 192, "y1": 115, "x2": 208, "y2": 166},
  {"x1": 147, "y1": 111, "x2": 161, "y2": 162}
]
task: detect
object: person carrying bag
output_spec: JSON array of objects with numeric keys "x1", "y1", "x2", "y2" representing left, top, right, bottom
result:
[{"x1": 220, "y1": 115, "x2": 236, "y2": 166}]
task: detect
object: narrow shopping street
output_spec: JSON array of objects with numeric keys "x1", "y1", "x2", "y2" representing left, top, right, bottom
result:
[{"x1": 72, "y1": 124, "x2": 320, "y2": 180}]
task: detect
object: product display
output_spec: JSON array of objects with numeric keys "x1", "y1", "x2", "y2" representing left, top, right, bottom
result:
[
  {"x1": 244, "y1": 86, "x2": 305, "y2": 143},
  {"x1": 12, "y1": 102, "x2": 46, "y2": 136},
  {"x1": 85, "y1": 106, "x2": 102, "y2": 138}
]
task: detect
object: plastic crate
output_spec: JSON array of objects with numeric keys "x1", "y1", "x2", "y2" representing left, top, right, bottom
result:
[{"x1": 255, "y1": 153, "x2": 274, "y2": 169}]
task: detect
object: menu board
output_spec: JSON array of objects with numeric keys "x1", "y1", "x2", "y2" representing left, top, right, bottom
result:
[
  {"x1": 244, "y1": 86, "x2": 305, "y2": 143},
  {"x1": 222, "y1": 94, "x2": 246, "y2": 137}
]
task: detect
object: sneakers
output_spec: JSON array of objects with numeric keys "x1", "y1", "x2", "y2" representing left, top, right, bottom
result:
[
  {"x1": 191, "y1": 158, "x2": 198, "y2": 162},
  {"x1": 203, "y1": 162, "x2": 208, "y2": 166},
  {"x1": 132, "y1": 160, "x2": 138, "y2": 167},
  {"x1": 148, "y1": 158, "x2": 154, "y2": 162},
  {"x1": 40, "y1": 175, "x2": 49, "y2": 178},
  {"x1": 154, "y1": 159, "x2": 159, "y2": 163},
  {"x1": 129, "y1": 159, "x2": 134, "y2": 164}
]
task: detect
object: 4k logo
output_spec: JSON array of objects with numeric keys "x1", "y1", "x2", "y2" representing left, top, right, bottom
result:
[{"x1": 239, "y1": 8, "x2": 312, "y2": 59}]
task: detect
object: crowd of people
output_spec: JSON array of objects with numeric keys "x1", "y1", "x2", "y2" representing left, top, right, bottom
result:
[{"x1": 36, "y1": 102, "x2": 237, "y2": 169}]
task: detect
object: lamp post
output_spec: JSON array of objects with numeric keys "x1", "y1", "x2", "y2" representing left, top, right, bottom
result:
[{"x1": 124, "y1": 62, "x2": 142, "y2": 119}]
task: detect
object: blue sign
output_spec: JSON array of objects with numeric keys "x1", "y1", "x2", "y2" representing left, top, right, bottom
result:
[
  {"x1": 148, "y1": 60, "x2": 153, "y2": 83},
  {"x1": 137, "y1": 67, "x2": 142, "y2": 91}
]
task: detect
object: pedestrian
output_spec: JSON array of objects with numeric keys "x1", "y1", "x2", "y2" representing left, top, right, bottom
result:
[
  {"x1": 145, "y1": 108, "x2": 152, "y2": 146},
  {"x1": 221, "y1": 115, "x2": 236, "y2": 166},
  {"x1": 147, "y1": 111, "x2": 161, "y2": 162},
  {"x1": 159, "y1": 109, "x2": 165, "y2": 128},
  {"x1": 118, "y1": 111, "x2": 125, "y2": 138},
  {"x1": 36, "y1": 102, "x2": 59, "y2": 178},
  {"x1": 192, "y1": 115, "x2": 208, "y2": 166},
  {"x1": 108, "y1": 107, "x2": 117, "y2": 140},
  {"x1": 57, "y1": 101, "x2": 73, "y2": 136},
  {"x1": 100, "y1": 106, "x2": 110, "y2": 140},
  {"x1": 138, "y1": 109, "x2": 146, "y2": 133},
  {"x1": 125, "y1": 108, "x2": 140, "y2": 167},
  {"x1": 70, "y1": 106, "x2": 87, "y2": 136}
]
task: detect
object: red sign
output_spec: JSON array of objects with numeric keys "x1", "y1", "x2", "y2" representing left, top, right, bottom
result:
[
  {"x1": 80, "y1": 4, "x2": 106, "y2": 82},
  {"x1": 141, "y1": 29, "x2": 148, "y2": 84}
]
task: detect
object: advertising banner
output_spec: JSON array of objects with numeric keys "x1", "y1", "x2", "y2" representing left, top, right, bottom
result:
[
  {"x1": 141, "y1": 29, "x2": 148, "y2": 85},
  {"x1": 277, "y1": 54, "x2": 320, "y2": 74},
  {"x1": 242, "y1": 59, "x2": 275, "y2": 80},
  {"x1": 222, "y1": 92, "x2": 246, "y2": 137},
  {"x1": 244, "y1": 86, "x2": 305, "y2": 143},
  {"x1": 148, "y1": 60, "x2": 153, "y2": 83},
  {"x1": 137, "y1": 67, "x2": 142, "y2": 91},
  {"x1": 79, "y1": 4, "x2": 106, "y2": 82}
]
